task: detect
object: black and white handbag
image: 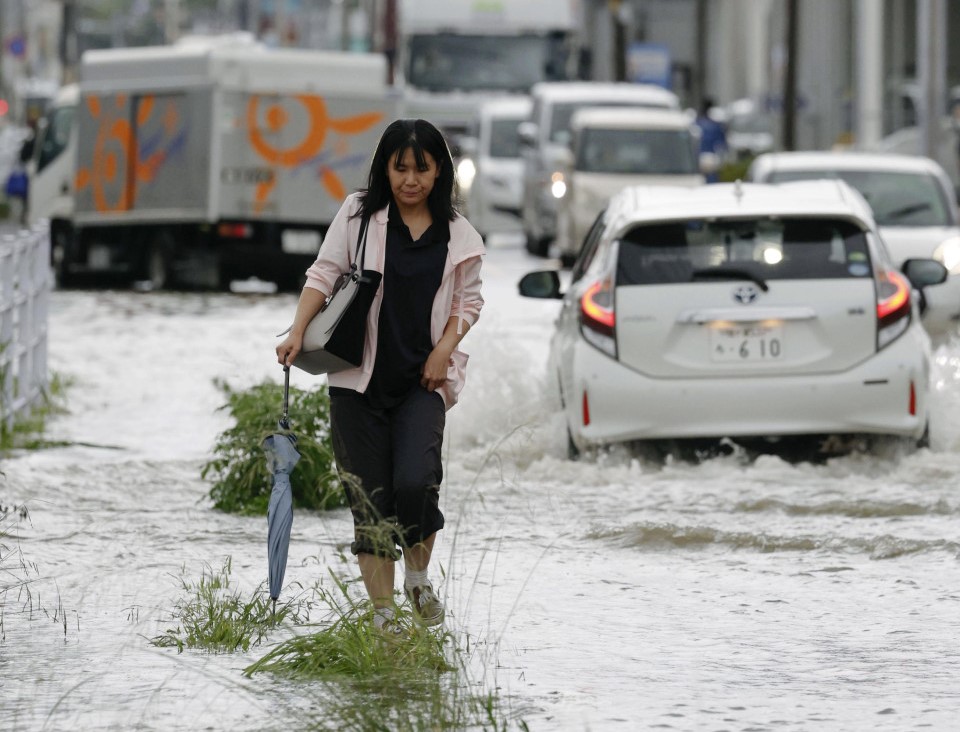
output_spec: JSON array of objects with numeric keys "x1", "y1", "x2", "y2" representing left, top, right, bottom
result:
[{"x1": 288, "y1": 216, "x2": 382, "y2": 375}]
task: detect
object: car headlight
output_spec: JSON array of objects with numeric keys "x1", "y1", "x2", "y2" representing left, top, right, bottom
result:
[
  {"x1": 457, "y1": 158, "x2": 476, "y2": 193},
  {"x1": 933, "y1": 235, "x2": 960, "y2": 274},
  {"x1": 550, "y1": 171, "x2": 566, "y2": 199}
]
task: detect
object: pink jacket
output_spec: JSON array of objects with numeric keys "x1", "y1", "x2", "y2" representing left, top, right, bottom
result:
[{"x1": 304, "y1": 192, "x2": 485, "y2": 409}]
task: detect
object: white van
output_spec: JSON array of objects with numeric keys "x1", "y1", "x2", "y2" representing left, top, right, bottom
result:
[
  {"x1": 555, "y1": 106, "x2": 704, "y2": 262},
  {"x1": 518, "y1": 81, "x2": 680, "y2": 256},
  {"x1": 457, "y1": 96, "x2": 532, "y2": 240}
]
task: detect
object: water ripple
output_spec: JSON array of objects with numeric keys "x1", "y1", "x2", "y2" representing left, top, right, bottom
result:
[
  {"x1": 733, "y1": 497, "x2": 957, "y2": 518},
  {"x1": 589, "y1": 521, "x2": 960, "y2": 558}
]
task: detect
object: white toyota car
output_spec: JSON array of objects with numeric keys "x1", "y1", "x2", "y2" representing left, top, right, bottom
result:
[
  {"x1": 747, "y1": 151, "x2": 960, "y2": 340},
  {"x1": 519, "y1": 181, "x2": 948, "y2": 459}
]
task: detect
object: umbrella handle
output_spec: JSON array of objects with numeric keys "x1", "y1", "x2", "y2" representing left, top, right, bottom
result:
[{"x1": 280, "y1": 365, "x2": 290, "y2": 430}]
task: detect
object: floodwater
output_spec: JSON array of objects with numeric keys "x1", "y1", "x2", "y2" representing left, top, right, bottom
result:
[{"x1": 2, "y1": 241, "x2": 960, "y2": 731}]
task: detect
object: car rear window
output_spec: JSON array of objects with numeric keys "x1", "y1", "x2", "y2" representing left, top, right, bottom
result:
[
  {"x1": 617, "y1": 218, "x2": 873, "y2": 285},
  {"x1": 766, "y1": 169, "x2": 953, "y2": 227}
]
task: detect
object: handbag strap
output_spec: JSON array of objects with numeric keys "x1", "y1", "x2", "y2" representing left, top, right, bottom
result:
[{"x1": 351, "y1": 215, "x2": 370, "y2": 273}]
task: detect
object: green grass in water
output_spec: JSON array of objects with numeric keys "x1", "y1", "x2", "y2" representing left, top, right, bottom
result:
[
  {"x1": 202, "y1": 378, "x2": 344, "y2": 515},
  {"x1": 0, "y1": 372, "x2": 71, "y2": 454},
  {"x1": 244, "y1": 576, "x2": 527, "y2": 731},
  {"x1": 153, "y1": 562, "x2": 528, "y2": 730},
  {"x1": 151, "y1": 557, "x2": 294, "y2": 653}
]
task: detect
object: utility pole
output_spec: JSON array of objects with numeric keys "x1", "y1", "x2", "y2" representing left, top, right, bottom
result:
[
  {"x1": 917, "y1": 0, "x2": 947, "y2": 162},
  {"x1": 855, "y1": 0, "x2": 883, "y2": 147},
  {"x1": 694, "y1": 0, "x2": 707, "y2": 108},
  {"x1": 608, "y1": 0, "x2": 627, "y2": 82},
  {"x1": 59, "y1": 0, "x2": 79, "y2": 84},
  {"x1": 782, "y1": 0, "x2": 799, "y2": 151}
]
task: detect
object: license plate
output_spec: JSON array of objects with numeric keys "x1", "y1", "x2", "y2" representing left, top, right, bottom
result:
[
  {"x1": 88, "y1": 244, "x2": 111, "y2": 269},
  {"x1": 710, "y1": 324, "x2": 784, "y2": 362},
  {"x1": 281, "y1": 229, "x2": 321, "y2": 255}
]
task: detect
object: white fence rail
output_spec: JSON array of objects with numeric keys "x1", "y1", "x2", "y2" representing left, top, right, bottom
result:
[{"x1": 0, "y1": 223, "x2": 51, "y2": 435}]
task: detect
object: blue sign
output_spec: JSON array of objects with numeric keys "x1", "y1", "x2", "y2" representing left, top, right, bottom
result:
[
  {"x1": 626, "y1": 42, "x2": 671, "y2": 89},
  {"x1": 6, "y1": 36, "x2": 26, "y2": 59}
]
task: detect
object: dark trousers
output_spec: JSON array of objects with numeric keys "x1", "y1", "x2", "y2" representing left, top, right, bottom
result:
[{"x1": 329, "y1": 386, "x2": 445, "y2": 558}]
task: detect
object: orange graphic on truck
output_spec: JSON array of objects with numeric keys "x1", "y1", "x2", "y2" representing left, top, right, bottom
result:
[
  {"x1": 76, "y1": 92, "x2": 381, "y2": 214},
  {"x1": 75, "y1": 94, "x2": 188, "y2": 213},
  {"x1": 246, "y1": 94, "x2": 382, "y2": 212}
]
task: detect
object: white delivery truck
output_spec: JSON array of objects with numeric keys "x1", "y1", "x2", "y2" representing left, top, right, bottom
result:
[
  {"x1": 397, "y1": 0, "x2": 581, "y2": 142},
  {"x1": 28, "y1": 34, "x2": 397, "y2": 290}
]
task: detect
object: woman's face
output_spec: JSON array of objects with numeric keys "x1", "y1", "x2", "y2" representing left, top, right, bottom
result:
[{"x1": 387, "y1": 146, "x2": 439, "y2": 210}]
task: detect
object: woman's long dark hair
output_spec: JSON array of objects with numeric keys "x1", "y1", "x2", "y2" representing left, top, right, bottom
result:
[{"x1": 355, "y1": 119, "x2": 457, "y2": 222}]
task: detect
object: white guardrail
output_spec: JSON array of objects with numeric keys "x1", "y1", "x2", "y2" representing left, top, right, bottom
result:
[{"x1": 0, "y1": 223, "x2": 51, "y2": 435}]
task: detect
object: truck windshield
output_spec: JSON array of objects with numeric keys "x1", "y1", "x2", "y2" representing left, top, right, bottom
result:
[
  {"x1": 37, "y1": 104, "x2": 75, "y2": 172},
  {"x1": 407, "y1": 33, "x2": 571, "y2": 93}
]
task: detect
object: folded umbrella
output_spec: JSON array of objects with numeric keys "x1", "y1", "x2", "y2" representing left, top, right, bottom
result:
[{"x1": 262, "y1": 366, "x2": 300, "y2": 605}]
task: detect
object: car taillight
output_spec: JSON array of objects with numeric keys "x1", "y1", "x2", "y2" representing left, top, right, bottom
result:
[
  {"x1": 876, "y1": 269, "x2": 911, "y2": 349},
  {"x1": 579, "y1": 277, "x2": 617, "y2": 357}
]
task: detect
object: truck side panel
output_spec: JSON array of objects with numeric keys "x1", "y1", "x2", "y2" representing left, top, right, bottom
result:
[
  {"x1": 218, "y1": 90, "x2": 391, "y2": 222},
  {"x1": 74, "y1": 89, "x2": 212, "y2": 221},
  {"x1": 133, "y1": 92, "x2": 211, "y2": 214}
]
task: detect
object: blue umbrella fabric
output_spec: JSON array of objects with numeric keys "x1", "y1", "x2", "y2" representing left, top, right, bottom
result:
[{"x1": 263, "y1": 367, "x2": 301, "y2": 602}]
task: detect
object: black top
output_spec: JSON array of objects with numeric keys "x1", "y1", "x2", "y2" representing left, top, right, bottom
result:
[{"x1": 363, "y1": 201, "x2": 450, "y2": 408}]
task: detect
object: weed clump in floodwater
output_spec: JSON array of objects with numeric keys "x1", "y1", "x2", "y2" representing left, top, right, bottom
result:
[
  {"x1": 0, "y1": 372, "x2": 71, "y2": 454},
  {"x1": 151, "y1": 557, "x2": 293, "y2": 653},
  {"x1": 245, "y1": 576, "x2": 525, "y2": 731},
  {"x1": 202, "y1": 379, "x2": 345, "y2": 515},
  {"x1": 152, "y1": 559, "x2": 527, "y2": 730}
]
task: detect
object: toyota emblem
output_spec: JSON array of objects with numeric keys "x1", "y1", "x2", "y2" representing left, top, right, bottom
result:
[{"x1": 732, "y1": 284, "x2": 760, "y2": 304}]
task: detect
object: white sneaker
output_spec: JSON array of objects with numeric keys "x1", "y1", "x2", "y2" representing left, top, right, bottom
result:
[{"x1": 405, "y1": 584, "x2": 444, "y2": 626}]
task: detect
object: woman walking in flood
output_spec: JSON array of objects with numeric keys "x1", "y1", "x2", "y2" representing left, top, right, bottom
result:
[{"x1": 276, "y1": 119, "x2": 484, "y2": 630}]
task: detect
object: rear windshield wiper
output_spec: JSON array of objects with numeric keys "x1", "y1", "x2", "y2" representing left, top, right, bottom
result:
[
  {"x1": 691, "y1": 267, "x2": 769, "y2": 291},
  {"x1": 883, "y1": 202, "x2": 932, "y2": 222}
]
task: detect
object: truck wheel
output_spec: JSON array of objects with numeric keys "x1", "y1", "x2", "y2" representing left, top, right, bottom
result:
[
  {"x1": 51, "y1": 224, "x2": 74, "y2": 288},
  {"x1": 143, "y1": 233, "x2": 177, "y2": 291},
  {"x1": 147, "y1": 246, "x2": 170, "y2": 290}
]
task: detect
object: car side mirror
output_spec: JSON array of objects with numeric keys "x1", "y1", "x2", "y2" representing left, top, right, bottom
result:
[
  {"x1": 518, "y1": 270, "x2": 563, "y2": 299},
  {"x1": 518, "y1": 121, "x2": 538, "y2": 147},
  {"x1": 902, "y1": 258, "x2": 949, "y2": 288}
]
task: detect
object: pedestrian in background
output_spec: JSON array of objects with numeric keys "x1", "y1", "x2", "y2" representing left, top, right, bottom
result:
[
  {"x1": 276, "y1": 118, "x2": 484, "y2": 631},
  {"x1": 695, "y1": 97, "x2": 729, "y2": 183}
]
